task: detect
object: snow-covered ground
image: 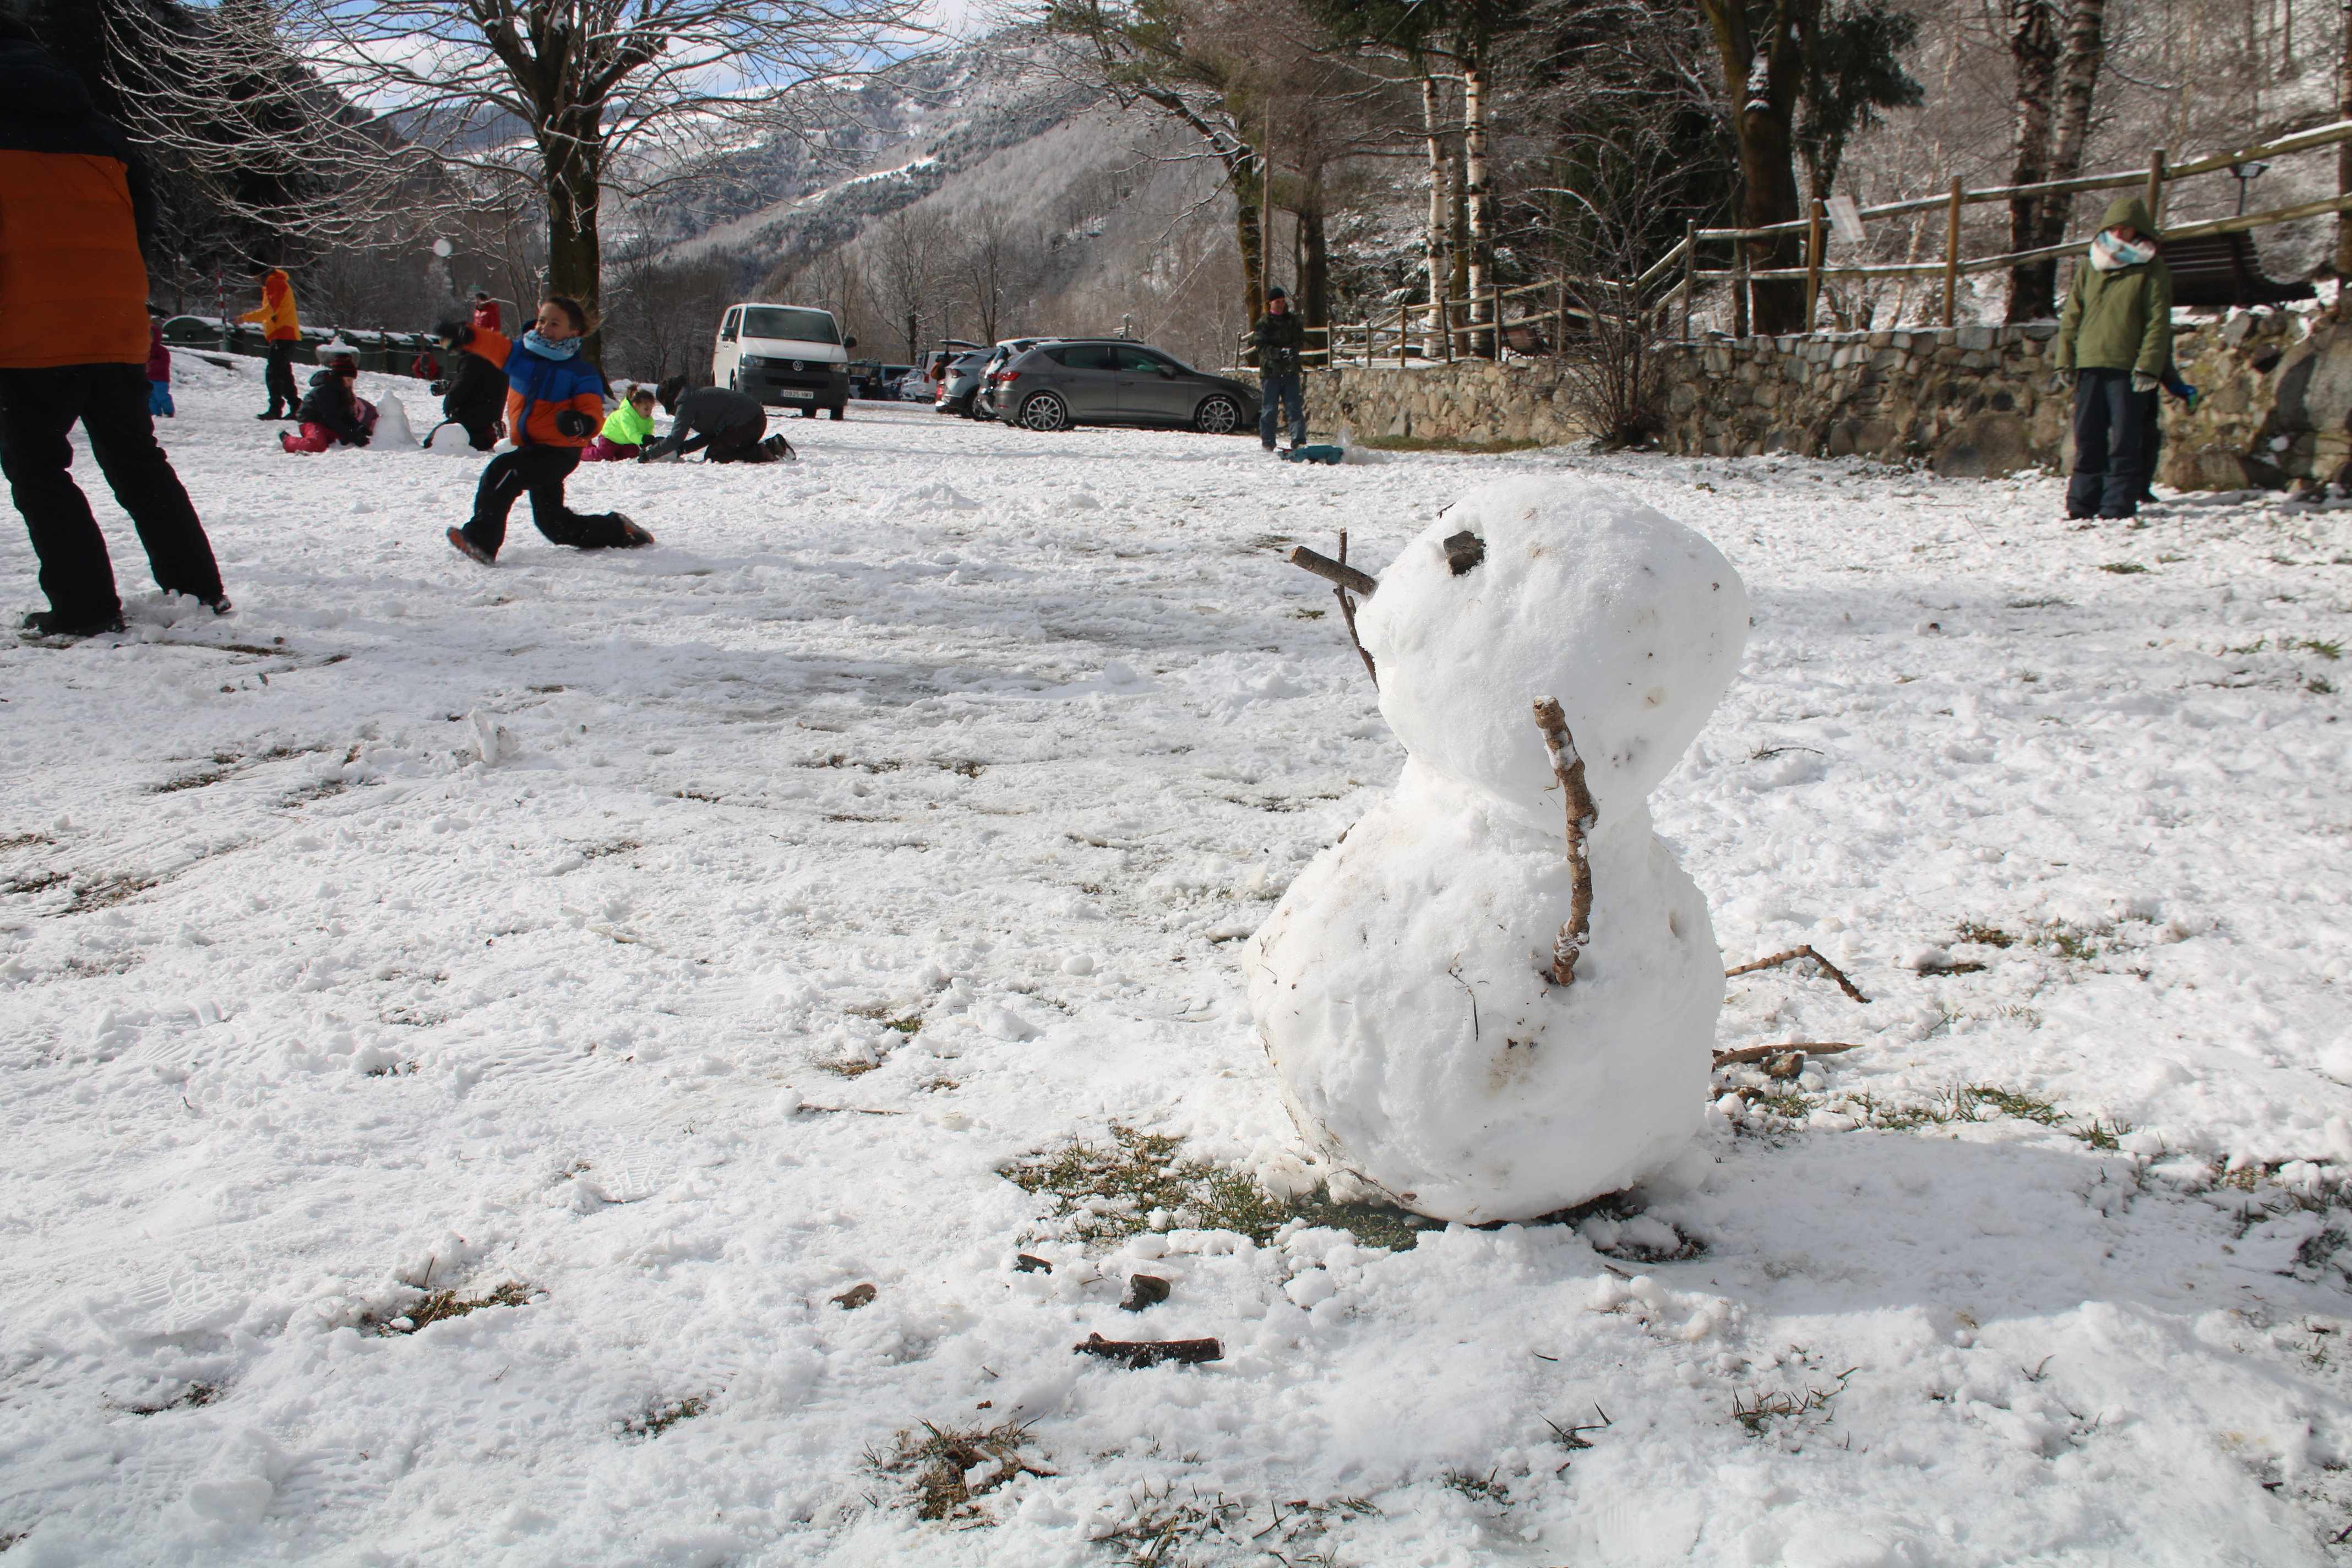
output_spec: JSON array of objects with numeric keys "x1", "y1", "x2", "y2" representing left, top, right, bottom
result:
[{"x1": 7, "y1": 353, "x2": 2352, "y2": 1566}]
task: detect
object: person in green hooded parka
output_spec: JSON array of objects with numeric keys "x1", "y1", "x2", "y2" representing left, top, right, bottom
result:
[{"x1": 2054, "y1": 195, "x2": 2173, "y2": 519}]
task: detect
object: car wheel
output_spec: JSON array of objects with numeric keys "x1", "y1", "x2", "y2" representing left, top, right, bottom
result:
[
  {"x1": 1019, "y1": 391, "x2": 1070, "y2": 432},
  {"x1": 1194, "y1": 395, "x2": 1240, "y2": 434},
  {"x1": 829, "y1": 404, "x2": 845, "y2": 421},
  {"x1": 727, "y1": 370, "x2": 739, "y2": 392}
]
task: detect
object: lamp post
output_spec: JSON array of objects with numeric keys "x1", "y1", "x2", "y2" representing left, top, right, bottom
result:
[{"x1": 2230, "y1": 161, "x2": 2270, "y2": 217}]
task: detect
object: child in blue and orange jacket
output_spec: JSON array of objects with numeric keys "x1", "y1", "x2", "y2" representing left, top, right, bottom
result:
[{"x1": 431, "y1": 295, "x2": 653, "y2": 563}]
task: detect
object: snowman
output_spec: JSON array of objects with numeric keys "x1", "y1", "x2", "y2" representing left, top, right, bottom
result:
[{"x1": 1247, "y1": 474, "x2": 1749, "y2": 1223}]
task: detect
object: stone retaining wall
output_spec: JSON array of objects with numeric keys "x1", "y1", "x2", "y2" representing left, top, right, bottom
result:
[{"x1": 1305, "y1": 309, "x2": 2343, "y2": 492}]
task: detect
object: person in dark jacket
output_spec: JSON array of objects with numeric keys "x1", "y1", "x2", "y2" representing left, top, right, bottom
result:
[
  {"x1": 0, "y1": 17, "x2": 226, "y2": 638},
  {"x1": 280, "y1": 352, "x2": 377, "y2": 453},
  {"x1": 441, "y1": 350, "x2": 505, "y2": 451},
  {"x1": 640, "y1": 378, "x2": 790, "y2": 462},
  {"x1": 1251, "y1": 286, "x2": 1308, "y2": 452},
  {"x1": 435, "y1": 296, "x2": 652, "y2": 563},
  {"x1": 2055, "y1": 194, "x2": 2173, "y2": 520}
]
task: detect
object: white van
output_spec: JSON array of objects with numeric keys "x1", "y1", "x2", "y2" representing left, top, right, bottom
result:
[{"x1": 711, "y1": 303, "x2": 857, "y2": 420}]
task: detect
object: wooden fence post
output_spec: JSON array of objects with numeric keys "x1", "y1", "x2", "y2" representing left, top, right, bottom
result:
[
  {"x1": 1555, "y1": 276, "x2": 1566, "y2": 358},
  {"x1": 1734, "y1": 243, "x2": 1750, "y2": 339},
  {"x1": 1942, "y1": 177, "x2": 1963, "y2": 328},
  {"x1": 1805, "y1": 200, "x2": 1825, "y2": 330},
  {"x1": 2145, "y1": 147, "x2": 2168, "y2": 227},
  {"x1": 1681, "y1": 221, "x2": 1696, "y2": 340}
]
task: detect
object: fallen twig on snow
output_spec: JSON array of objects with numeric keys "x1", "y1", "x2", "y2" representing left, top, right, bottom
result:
[
  {"x1": 1532, "y1": 698, "x2": 1597, "y2": 987},
  {"x1": 1072, "y1": 1332, "x2": 1223, "y2": 1368},
  {"x1": 1725, "y1": 945, "x2": 1869, "y2": 1004},
  {"x1": 1713, "y1": 1042, "x2": 1865, "y2": 1066}
]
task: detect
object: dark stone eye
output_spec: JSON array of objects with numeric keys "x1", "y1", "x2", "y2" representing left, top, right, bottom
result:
[{"x1": 1442, "y1": 531, "x2": 1486, "y2": 576}]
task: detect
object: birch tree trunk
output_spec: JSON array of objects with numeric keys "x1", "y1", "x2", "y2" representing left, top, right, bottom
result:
[
  {"x1": 1424, "y1": 72, "x2": 1450, "y2": 357},
  {"x1": 1463, "y1": 49, "x2": 1493, "y2": 356},
  {"x1": 2005, "y1": 0, "x2": 2060, "y2": 320},
  {"x1": 2338, "y1": 0, "x2": 2352, "y2": 297}
]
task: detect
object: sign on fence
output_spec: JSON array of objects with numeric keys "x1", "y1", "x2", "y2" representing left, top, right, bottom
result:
[{"x1": 1827, "y1": 194, "x2": 1866, "y2": 248}]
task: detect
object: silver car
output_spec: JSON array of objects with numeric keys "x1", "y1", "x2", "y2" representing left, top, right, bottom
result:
[
  {"x1": 989, "y1": 339, "x2": 1257, "y2": 434},
  {"x1": 934, "y1": 351, "x2": 989, "y2": 416}
]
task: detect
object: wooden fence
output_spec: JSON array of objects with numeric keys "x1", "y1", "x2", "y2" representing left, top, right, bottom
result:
[{"x1": 1293, "y1": 116, "x2": 2352, "y2": 367}]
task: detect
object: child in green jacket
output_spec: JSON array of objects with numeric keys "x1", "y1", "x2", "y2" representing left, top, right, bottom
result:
[
  {"x1": 582, "y1": 385, "x2": 657, "y2": 461},
  {"x1": 2055, "y1": 195, "x2": 2174, "y2": 519}
]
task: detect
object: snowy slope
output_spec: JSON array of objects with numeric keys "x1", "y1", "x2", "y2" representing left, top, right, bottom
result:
[{"x1": 6, "y1": 356, "x2": 2352, "y2": 1564}]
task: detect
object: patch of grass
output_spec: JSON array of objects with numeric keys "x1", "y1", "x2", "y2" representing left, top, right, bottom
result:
[
  {"x1": 1955, "y1": 922, "x2": 2017, "y2": 949},
  {"x1": 3, "y1": 871, "x2": 68, "y2": 897},
  {"x1": 2040, "y1": 919, "x2": 2115, "y2": 962},
  {"x1": 1359, "y1": 434, "x2": 1543, "y2": 454},
  {"x1": 847, "y1": 1006, "x2": 924, "y2": 1035},
  {"x1": 2075, "y1": 1117, "x2": 2135, "y2": 1151},
  {"x1": 2294, "y1": 638, "x2": 2345, "y2": 662},
  {"x1": 1249, "y1": 533, "x2": 1295, "y2": 550},
  {"x1": 2313, "y1": 676, "x2": 2338, "y2": 696},
  {"x1": 618, "y1": 1395, "x2": 709, "y2": 1441},
  {"x1": 368, "y1": 1281, "x2": 533, "y2": 1335},
  {"x1": 2007, "y1": 597, "x2": 2070, "y2": 609},
  {"x1": 2224, "y1": 637, "x2": 2269, "y2": 655},
  {"x1": 1732, "y1": 1376, "x2": 1849, "y2": 1437},
  {"x1": 1442, "y1": 1468, "x2": 1509, "y2": 1503},
  {"x1": 51, "y1": 874, "x2": 159, "y2": 917},
  {"x1": 2100, "y1": 561, "x2": 2150, "y2": 575},
  {"x1": 1291, "y1": 608, "x2": 1327, "y2": 619},
  {"x1": 817, "y1": 1059, "x2": 881, "y2": 1077},
  {"x1": 1006, "y1": 1125, "x2": 1428, "y2": 1251},
  {"x1": 149, "y1": 767, "x2": 234, "y2": 794},
  {"x1": 117, "y1": 1381, "x2": 224, "y2": 1415},
  {"x1": 867, "y1": 1418, "x2": 1052, "y2": 1522}
]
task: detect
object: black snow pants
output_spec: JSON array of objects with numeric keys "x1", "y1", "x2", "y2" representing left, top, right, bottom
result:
[
  {"x1": 460, "y1": 444, "x2": 633, "y2": 559},
  {"x1": 263, "y1": 340, "x2": 299, "y2": 417},
  {"x1": 0, "y1": 362, "x2": 224, "y2": 624},
  {"x1": 2066, "y1": 368, "x2": 2154, "y2": 520}
]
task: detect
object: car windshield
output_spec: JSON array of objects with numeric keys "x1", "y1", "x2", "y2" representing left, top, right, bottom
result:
[{"x1": 739, "y1": 307, "x2": 839, "y2": 345}]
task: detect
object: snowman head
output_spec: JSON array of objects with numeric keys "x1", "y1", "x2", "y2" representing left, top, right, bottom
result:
[{"x1": 1354, "y1": 475, "x2": 1747, "y2": 830}]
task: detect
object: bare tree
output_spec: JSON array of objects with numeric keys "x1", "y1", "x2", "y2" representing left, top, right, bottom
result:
[
  {"x1": 874, "y1": 207, "x2": 955, "y2": 358},
  {"x1": 602, "y1": 252, "x2": 736, "y2": 382},
  {"x1": 112, "y1": 0, "x2": 922, "y2": 357},
  {"x1": 954, "y1": 204, "x2": 1037, "y2": 344},
  {"x1": 2004, "y1": 0, "x2": 2106, "y2": 319}
]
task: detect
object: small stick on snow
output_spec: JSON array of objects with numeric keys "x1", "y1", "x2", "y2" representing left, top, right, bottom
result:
[
  {"x1": 1072, "y1": 1332, "x2": 1223, "y2": 1368},
  {"x1": 1724, "y1": 945, "x2": 1870, "y2": 1004},
  {"x1": 1286, "y1": 544, "x2": 1378, "y2": 597},
  {"x1": 1332, "y1": 531, "x2": 1379, "y2": 688},
  {"x1": 1532, "y1": 698, "x2": 1597, "y2": 987},
  {"x1": 1712, "y1": 1042, "x2": 1866, "y2": 1066}
]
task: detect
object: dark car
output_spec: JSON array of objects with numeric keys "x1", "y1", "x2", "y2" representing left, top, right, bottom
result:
[{"x1": 990, "y1": 339, "x2": 1256, "y2": 434}]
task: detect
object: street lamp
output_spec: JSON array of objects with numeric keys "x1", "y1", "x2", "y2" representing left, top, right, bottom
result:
[{"x1": 2230, "y1": 161, "x2": 2271, "y2": 217}]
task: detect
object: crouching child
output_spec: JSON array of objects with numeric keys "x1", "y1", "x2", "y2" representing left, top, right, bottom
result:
[
  {"x1": 433, "y1": 296, "x2": 655, "y2": 564},
  {"x1": 582, "y1": 385, "x2": 657, "y2": 461},
  {"x1": 281, "y1": 350, "x2": 378, "y2": 453},
  {"x1": 640, "y1": 377, "x2": 793, "y2": 463}
]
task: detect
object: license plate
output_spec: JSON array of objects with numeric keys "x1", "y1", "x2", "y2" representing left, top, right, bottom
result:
[{"x1": 780, "y1": 388, "x2": 815, "y2": 400}]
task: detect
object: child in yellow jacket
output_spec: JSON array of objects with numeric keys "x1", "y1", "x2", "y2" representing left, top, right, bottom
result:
[{"x1": 581, "y1": 385, "x2": 657, "y2": 461}]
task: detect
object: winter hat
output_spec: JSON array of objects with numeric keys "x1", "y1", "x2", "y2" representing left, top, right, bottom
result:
[
  {"x1": 1267, "y1": 286, "x2": 1288, "y2": 301},
  {"x1": 319, "y1": 341, "x2": 360, "y2": 374}
]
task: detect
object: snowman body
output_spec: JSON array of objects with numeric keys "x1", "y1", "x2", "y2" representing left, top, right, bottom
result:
[{"x1": 1246, "y1": 476, "x2": 1749, "y2": 1223}]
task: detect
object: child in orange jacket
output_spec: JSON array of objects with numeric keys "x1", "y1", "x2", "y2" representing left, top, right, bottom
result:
[
  {"x1": 240, "y1": 262, "x2": 300, "y2": 419},
  {"x1": 434, "y1": 295, "x2": 653, "y2": 563}
]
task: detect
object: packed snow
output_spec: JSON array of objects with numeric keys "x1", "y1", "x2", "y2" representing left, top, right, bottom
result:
[
  {"x1": 7, "y1": 351, "x2": 2352, "y2": 1564},
  {"x1": 1250, "y1": 483, "x2": 1749, "y2": 1221}
]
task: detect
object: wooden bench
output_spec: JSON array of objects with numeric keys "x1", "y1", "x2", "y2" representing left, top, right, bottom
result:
[{"x1": 2162, "y1": 230, "x2": 2314, "y2": 309}]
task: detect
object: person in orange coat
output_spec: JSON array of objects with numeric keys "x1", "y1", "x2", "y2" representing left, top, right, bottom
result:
[
  {"x1": 434, "y1": 295, "x2": 653, "y2": 564},
  {"x1": 0, "y1": 18, "x2": 225, "y2": 638},
  {"x1": 240, "y1": 260, "x2": 300, "y2": 420}
]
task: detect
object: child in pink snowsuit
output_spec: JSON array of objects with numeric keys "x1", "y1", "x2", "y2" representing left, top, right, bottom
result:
[
  {"x1": 581, "y1": 385, "x2": 657, "y2": 461},
  {"x1": 281, "y1": 353, "x2": 378, "y2": 453}
]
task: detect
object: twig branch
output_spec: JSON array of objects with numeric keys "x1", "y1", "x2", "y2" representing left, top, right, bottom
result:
[
  {"x1": 1532, "y1": 698, "x2": 1597, "y2": 987},
  {"x1": 1332, "y1": 531, "x2": 1378, "y2": 688},
  {"x1": 1712, "y1": 1042, "x2": 1865, "y2": 1066},
  {"x1": 1724, "y1": 946, "x2": 1870, "y2": 1004},
  {"x1": 1286, "y1": 545, "x2": 1378, "y2": 597}
]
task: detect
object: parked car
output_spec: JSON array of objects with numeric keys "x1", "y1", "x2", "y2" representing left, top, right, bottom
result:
[
  {"x1": 989, "y1": 339, "x2": 1257, "y2": 434},
  {"x1": 847, "y1": 360, "x2": 912, "y2": 400},
  {"x1": 712, "y1": 302, "x2": 856, "y2": 419},
  {"x1": 934, "y1": 351, "x2": 990, "y2": 416},
  {"x1": 972, "y1": 337, "x2": 1046, "y2": 422}
]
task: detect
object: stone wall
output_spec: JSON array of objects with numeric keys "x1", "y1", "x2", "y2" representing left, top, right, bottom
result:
[
  {"x1": 1303, "y1": 360, "x2": 1589, "y2": 447},
  {"x1": 1305, "y1": 309, "x2": 2344, "y2": 492}
]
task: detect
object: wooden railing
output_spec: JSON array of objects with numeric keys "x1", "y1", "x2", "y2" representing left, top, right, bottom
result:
[{"x1": 1268, "y1": 116, "x2": 2352, "y2": 368}]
